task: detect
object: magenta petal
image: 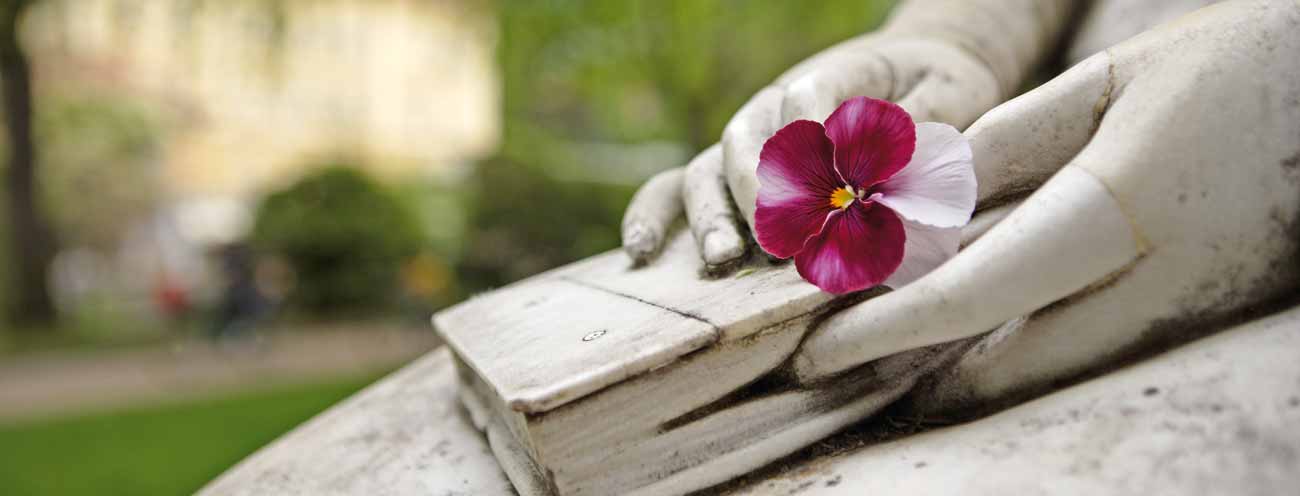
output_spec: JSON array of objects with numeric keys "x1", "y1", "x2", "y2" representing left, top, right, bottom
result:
[
  {"x1": 824, "y1": 96, "x2": 916, "y2": 189},
  {"x1": 794, "y1": 203, "x2": 905, "y2": 294},
  {"x1": 755, "y1": 119, "x2": 840, "y2": 258}
]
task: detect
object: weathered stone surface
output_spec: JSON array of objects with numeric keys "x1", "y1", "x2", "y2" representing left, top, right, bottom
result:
[
  {"x1": 202, "y1": 305, "x2": 1300, "y2": 495},
  {"x1": 197, "y1": 349, "x2": 514, "y2": 496},
  {"x1": 719, "y1": 305, "x2": 1300, "y2": 495}
]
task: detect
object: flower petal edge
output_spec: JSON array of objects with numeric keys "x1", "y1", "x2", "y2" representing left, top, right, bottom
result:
[
  {"x1": 754, "y1": 119, "x2": 841, "y2": 258},
  {"x1": 824, "y1": 96, "x2": 916, "y2": 190}
]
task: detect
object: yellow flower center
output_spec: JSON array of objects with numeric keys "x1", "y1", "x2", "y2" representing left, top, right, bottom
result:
[{"x1": 829, "y1": 186, "x2": 858, "y2": 209}]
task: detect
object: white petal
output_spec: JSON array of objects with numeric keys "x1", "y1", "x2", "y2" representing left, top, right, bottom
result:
[
  {"x1": 874, "y1": 122, "x2": 976, "y2": 228},
  {"x1": 883, "y1": 218, "x2": 960, "y2": 288}
]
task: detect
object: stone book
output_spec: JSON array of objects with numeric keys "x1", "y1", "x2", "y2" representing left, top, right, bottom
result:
[{"x1": 434, "y1": 228, "x2": 959, "y2": 496}]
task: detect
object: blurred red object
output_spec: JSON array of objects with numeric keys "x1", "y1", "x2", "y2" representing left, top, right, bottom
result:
[{"x1": 154, "y1": 272, "x2": 190, "y2": 318}]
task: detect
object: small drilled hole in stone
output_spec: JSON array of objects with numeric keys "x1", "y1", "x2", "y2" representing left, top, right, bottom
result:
[{"x1": 582, "y1": 330, "x2": 607, "y2": 342}]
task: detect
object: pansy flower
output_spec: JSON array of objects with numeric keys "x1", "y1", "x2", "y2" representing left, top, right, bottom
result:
[{"x1": 754, "y1": 96, "x2": 976, "y2": 294}]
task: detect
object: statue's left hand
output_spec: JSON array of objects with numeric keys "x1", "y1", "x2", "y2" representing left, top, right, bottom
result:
[{"x1": 791, "y1": 0, "x2": 1300, "y2": 391}]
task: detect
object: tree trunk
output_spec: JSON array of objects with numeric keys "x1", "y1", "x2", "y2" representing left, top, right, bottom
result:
[{"x1": 1, "y1": 0, "x2": 57, "y2": 327}]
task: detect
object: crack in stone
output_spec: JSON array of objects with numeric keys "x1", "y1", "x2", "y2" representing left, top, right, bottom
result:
[
  {"x1": 1092, "y1": 51, "x2": 1117, "y2": 134},
  {"x1": 558, "y1": 276, "x2": 722, "y2": 336}
]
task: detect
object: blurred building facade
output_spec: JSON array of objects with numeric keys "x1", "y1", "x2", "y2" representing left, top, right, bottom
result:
[
  {"x1": 28, "y1": 0, "x2": 499, "y2": 201},
  {"x1": 21, "y1": 0, "x2": 499, "y2": 320}
]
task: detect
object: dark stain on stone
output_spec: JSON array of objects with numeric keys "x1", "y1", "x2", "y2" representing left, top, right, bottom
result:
[
  {"x1": 686, "y1": 390, "x2": 969, "y2": 495},
  {"x1": 787, "y1": 479, "x2": 817, "y2": 495},
  {"x1": 914, "y1": 461, "x2": 928, "y2": 469},
  {"x1": 1282, "y1": 150, "x2": 1300, "y2": 172},
  {"x1": 1144, "y1": 387, "x2": 1160, "y2": 397},
  {"x1": 1091, "y1": 53, "x2": 1117, "y2": 134},
  {"x1": 1237, "y1": 426, "x2": 1260, "y2": 442},
  {"x1": 825, "y1": 475, "x2": 842, "y2": 487},
  {"x1": 1288, "y1": 396, "x2": 1300, "y2": 407}
]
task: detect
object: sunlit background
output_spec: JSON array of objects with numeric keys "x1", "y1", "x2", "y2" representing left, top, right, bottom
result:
[{"x1": 0, "y1": 1, "x2": 894, "y2": 494}]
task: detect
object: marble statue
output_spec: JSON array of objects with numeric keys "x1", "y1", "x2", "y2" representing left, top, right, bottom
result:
[
  {"x1": 624, "y1": 0, "x2": 1300, "y2": 417},
  {"x1": 201, "y1": 1, "x2": 1300, "y2": 494}
]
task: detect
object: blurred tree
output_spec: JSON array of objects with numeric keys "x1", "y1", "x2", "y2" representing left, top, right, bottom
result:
[
  {"x1": 36, "y1": 96, "x2": 159, "y2": 250},
  {"x1": 1, "y1": 0, "x2": 57, "y2": 327},
  {"x1": 251, "y1": 165, "x2": 425, "y2": 315}
]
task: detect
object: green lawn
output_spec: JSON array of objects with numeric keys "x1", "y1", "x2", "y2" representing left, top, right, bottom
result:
[{"x1": 0, "y1": 372, "x2": 387, "y2": 496}]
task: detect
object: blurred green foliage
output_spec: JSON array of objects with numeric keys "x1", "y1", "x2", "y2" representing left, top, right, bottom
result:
[
  {"x1": 0, "y1": 372, "x2": 385, "y2": 496},
  {"x1": 251, "y1": 165, "x2": 425, "y2": 314},
  {"x1": 458, "y1": 156, "x2": 637, "y2": 289},
  {"x1": 498, "y1": 0, "x2": 895, "y2": 152},
  {"x1": 460, "y1": 0, "x2": 896, "y2": 291}
]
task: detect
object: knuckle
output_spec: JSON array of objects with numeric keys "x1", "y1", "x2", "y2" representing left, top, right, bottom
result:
[
  {"x1": 726, "y1": 86, "x2": 784, "y2": 136},
  {"x1": 782, "y1": 75, "x2": 822, "y2": 121}
]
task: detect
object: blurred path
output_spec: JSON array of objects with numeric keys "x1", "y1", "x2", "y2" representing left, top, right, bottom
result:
[{"x1": 0, "y1": 325, "x2": 439, "y2": 424}]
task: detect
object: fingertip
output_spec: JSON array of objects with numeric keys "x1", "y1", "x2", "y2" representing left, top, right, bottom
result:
[
  {"x1": 622, "y1": 166, "x2": 686, "y2": 265},
  {"x1": 702, "y1": 229, "x2": 745, "y2": 267},
  {"x1": 622, "y1": 221, "x2": 659, "y2": 264}
]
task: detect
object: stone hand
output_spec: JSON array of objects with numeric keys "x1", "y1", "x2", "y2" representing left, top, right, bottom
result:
[
  {"x1": 791, "y1": 0, "x2": 1300, "y2": 390},
  {"x1": 622, "y1": 0, "x2": 1077, "y2": 269}
]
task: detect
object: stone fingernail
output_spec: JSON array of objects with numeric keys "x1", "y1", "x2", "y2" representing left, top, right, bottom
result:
[{"x1": 703, "y1": 230, "x2": 744, "y2": 266}]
